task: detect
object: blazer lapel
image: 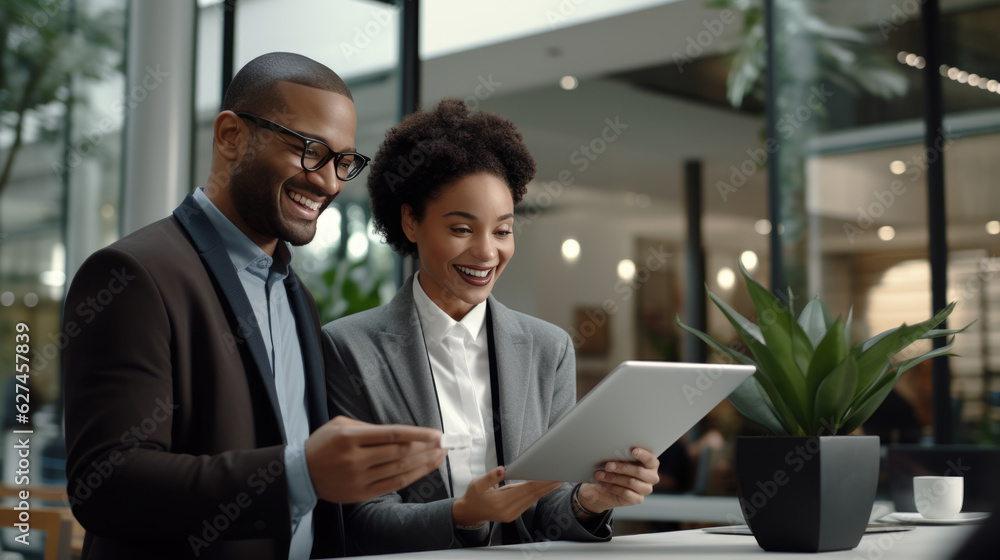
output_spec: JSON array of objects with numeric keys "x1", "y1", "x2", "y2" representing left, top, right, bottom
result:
[
  {"x1": 488, "y1": 296, "x2": 532, "y2": 463},
  {"x1": 285, "y1": 271, "x2": 328, "y2": 431},
  {"x1": 378, "y1": 276, "x2": 443, "y2": 431},
  {"x1": 173, "y1": 194, "x2": 287, "y2": 440}
]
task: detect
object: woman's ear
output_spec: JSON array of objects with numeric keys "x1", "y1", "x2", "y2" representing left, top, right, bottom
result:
[{"x1": 401, "y1": 204, "x2": 419, "y2": 243}]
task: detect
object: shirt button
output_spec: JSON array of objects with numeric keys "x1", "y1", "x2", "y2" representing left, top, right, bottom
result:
[
  {"x1": 254, "y1": 520, "x2": 267, "y2": 531},
  {"x1": 256, "y1": 259, "x2": 269, "y2": 269}
]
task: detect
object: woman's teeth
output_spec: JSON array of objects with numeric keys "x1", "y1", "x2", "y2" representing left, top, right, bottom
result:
[
  {"x1": 456, "y1": 265, "x2": 490, "y2": 278},
  {"x1": 289, "y1": 190, "x2": 321, "y2": 211}
]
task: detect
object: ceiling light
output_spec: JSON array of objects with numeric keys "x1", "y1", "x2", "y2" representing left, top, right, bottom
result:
[
  {"x1": 617, "y1": 259, "x2": 636, "y2": 281},
  {"x1": 562, "y1": 238, "x2": 581, "y2": 261},
  {"x1": 890, "y1": 160, "x2": 907, "y2": 175},
  {"x1": 717, "y1": 267, "x2": 736, "y2": 290},
  {"x1": 877, "y1": 226, "x2": 896, "y2": 241},
  {"x1": 559, "y1": 75, "x2": 578, "y2": 90}
]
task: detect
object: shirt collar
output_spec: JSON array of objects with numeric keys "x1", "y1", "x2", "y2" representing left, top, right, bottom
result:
[
  {"x1": 412, "y1": 272, "x2": 487, "y2": 347},
  {"x1": 193, "y1": 187, "x2": 293, "y2": 279}
]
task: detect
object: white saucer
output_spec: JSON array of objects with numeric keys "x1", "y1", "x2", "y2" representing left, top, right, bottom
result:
[{"x1": 882, "y1": 512, "x2": 991, "y2": 525}]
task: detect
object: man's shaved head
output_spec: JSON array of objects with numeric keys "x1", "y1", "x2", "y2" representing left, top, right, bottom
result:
[{"x1": 222, "y1": 51, "x2": 352, "y2": 116}]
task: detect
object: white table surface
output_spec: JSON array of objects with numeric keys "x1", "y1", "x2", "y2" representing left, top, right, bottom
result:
[
  {"x1": 611, "y1": 494, "x2": 743, "y2": 522},
  {"x1": 349, "y1": 524, "x2": 980, "y2": 559}
]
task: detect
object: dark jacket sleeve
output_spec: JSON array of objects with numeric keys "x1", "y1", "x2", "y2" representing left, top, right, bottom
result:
[{"x1": 63, "y1": 247, "x2": 292, "y2": 543}]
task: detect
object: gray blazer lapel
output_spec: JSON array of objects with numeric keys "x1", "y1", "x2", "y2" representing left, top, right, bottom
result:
[
  {"x1": 488, "y1": 296, "x2": 532, "y2": 463},
  {"x1": 378, "y1": 277, "x2": 443, "y2": 431},
  {"x1": 173, "y1": 194, "x2": 287, "y2": 440}
]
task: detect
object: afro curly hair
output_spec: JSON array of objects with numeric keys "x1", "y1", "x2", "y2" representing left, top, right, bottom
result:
[{"x1": 367, "y1": 98, "x2": 535, "y2": 257}]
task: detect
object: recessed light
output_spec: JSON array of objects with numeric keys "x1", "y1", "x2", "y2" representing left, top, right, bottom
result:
[
  {"x1": 562, "y1": 238, "x2": 581, "y2": 261},
  {"x1": 717, "y1": 267, "x2": 736, "y2": 290}
]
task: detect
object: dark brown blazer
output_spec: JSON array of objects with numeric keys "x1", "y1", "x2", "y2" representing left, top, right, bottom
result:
[{"x1": 63, "y1": 194, "x2": 341, "y2": 559}]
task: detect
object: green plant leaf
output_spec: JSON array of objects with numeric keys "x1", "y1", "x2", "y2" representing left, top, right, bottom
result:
[
  {"x1": 891, "y1": 339, "x2": 956, "y2": 377},
  {"x1": 797, "y1": 298, "x2": 829, "y2": 347},
  {"x1": 806, "y1": 317, "x2": 845, "y2": 398},
  {"x1": 677, "y1": 311, "x2": 801, "y2": 435},
  {"x1": 705, "y1": 289, "x2": 764, "y2": 344},
  {"x1": 342, "y1": 278, "x2": 361, "y2": 302},
  {"x1": 841, "y1": 339, "x2": 956, "y2": 434},
  {"x1": 922, "y1": 320, "x2": 975, "y2": 339},
  {"x1": 844, "y1": 306, "x2": 854, "y2": 346},
  {"x1": 839, "y1": 368, "x2": 902, "y2": 436},
  {"x1": 853, "y1": 302, "x2": 955, "y2": 396},
  {"x1": 727, "y1": 377, "x2": 788, "y2": 436},
  {"x1": 739, "y1": 262, "x2": 812, "y2": 375},
  {"x1": 322, "y1": 267, "x2": 337, "y2": 287},
  {"x1": 676, "y1": 315, "x2": 757, "y2": 367},
  {"x1": 737, "y1": 264, "x2": 812, "y2": 428},
  {"x1": 814, "y1": 353, "x2": 858, "y2": 434},
  {"x1": 750, "y1": 370, "x2": 806, "y2": 436}
]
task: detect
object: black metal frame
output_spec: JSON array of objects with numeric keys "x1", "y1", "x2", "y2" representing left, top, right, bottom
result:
[{"x1": 920, "y1": 0, "x2": 953, "y2": 444}]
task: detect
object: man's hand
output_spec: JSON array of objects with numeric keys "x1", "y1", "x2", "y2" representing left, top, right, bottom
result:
[
  {"x1": 576, "y1": 447, "x2": 659, "y2": 515},
  {"x1": 451, "y1": 467, "x2": 561, "y2": 527},
  {"x1": 305, "y1": 416, "x2": 447, "y2": 503}
]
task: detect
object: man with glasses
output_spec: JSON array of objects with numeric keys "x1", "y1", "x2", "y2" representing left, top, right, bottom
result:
[{"x1": 63, "y1": 52, "x2": 446, "y2": 559}]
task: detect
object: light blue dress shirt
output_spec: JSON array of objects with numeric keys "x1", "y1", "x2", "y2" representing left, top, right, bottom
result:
[{"x1": 194, "y1": 188, "x2": 317, "y2": 559}]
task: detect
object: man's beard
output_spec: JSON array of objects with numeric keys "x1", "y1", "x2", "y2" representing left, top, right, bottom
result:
[{"x1": 229, "y1": 154, "x2": 321, "y2": 247}]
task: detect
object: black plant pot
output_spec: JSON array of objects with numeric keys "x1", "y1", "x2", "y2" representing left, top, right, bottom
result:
[{"x1": 735, "y1": 435, "x2": 880, "y2": 552}]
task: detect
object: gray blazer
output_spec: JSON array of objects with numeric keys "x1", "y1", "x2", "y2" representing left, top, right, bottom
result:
[{"x1": 322, "y1": 275, "x2": 612, "y2": 555}]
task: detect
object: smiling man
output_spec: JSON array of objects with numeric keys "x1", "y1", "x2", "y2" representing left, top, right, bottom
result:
[{"x1": 63, "y1": 52, "x2": 446, "y2": 560}]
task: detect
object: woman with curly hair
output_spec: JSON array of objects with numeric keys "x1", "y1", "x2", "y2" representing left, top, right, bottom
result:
[{"x1": 321, "y1": 99, "x2": 658, "y2": 555}]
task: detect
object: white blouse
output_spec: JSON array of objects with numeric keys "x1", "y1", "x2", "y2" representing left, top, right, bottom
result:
[{"x1": 412, "y1": 272, "x2": 498, "y2": 499}]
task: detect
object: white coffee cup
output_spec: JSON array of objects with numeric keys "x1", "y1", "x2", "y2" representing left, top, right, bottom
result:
[{"x1": 913, "y1": 476, "x2": 964, "y2": 519}]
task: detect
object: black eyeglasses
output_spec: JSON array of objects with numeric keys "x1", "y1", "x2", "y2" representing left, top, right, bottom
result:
[{"x1": 236, "y1": 112, "x2": 371, "y2": 181}]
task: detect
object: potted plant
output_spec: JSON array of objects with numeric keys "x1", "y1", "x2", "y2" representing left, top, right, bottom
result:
[{"x1": 677, "y1": 263, "x2": 967, "y2": 552}]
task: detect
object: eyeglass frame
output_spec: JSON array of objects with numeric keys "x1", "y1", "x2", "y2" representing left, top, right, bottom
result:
[{"x1": 235, "y1": 111, "x2": 371, "y2": 181}]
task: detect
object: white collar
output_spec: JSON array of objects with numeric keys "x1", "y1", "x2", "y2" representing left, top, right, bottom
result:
[{"x1": 411, "y1": 272, "x2": 487, "y2": 347}]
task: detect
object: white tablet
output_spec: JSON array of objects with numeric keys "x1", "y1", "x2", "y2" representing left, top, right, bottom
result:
[{"x1": 503, "y1": 361, "x2": 755, "y2": 482}]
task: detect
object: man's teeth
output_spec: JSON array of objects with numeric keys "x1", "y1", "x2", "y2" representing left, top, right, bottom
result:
[
  {"x1": 289, "y1": 190, "x2": 321, "y2": 211},
  {"x1": 456, "y1": 265, "x2": 491, "y2": 278}
]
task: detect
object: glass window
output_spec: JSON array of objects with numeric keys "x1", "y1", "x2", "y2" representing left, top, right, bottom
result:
[
  {"x1": 941, "y1": 0, "x2": 1000, "y2": 444},
  {"x1": 0, "y1": 0, "x2": 127, "y2": 484},
  {"x1": 771, "y1": 0, "x2": 1000, "y2": 444}
]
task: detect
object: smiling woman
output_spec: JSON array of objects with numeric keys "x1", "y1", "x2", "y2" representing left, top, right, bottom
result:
[
  {"x1": 400, "y1": 172, "x2": 515, "y2": 319},
  {"x1": 320, "y1": 98, "x2": 660, "y2": 555}
]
